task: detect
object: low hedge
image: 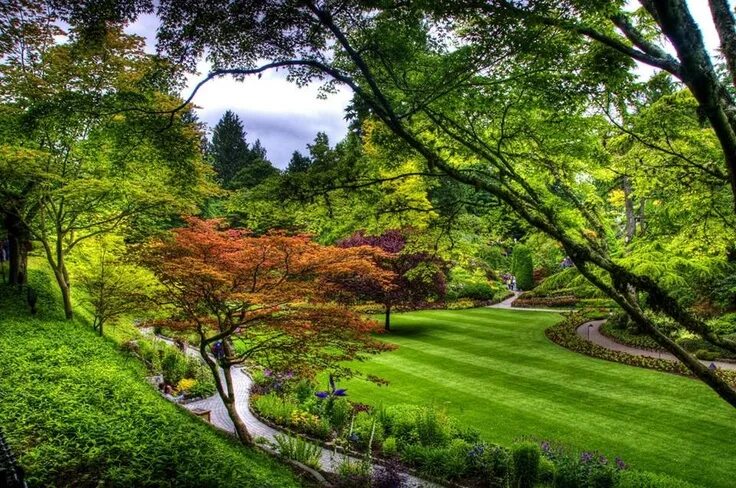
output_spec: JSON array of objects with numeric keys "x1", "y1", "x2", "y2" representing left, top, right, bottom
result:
[
  {"x1": 545, "y1": 315, "x2": 736, "y2": 387},
  {"x1": 599, "y1": 322, "x2": 663, "y2": 352},
  {"x1": 513, "y1": 294, "x2": 579, "y2": 309}
]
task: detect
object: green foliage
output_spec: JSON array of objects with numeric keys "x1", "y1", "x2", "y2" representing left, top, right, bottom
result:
[
  {"x1": 615, "y1": 470, "x2": 700, "y2": 488},
  {"x1": 511, "y1": 244, "x2": 534, "y2": 291},
  {"x1": 253, "y1": 393, "x2": 299, "y2": 425},
  {"x1": 0, "y1": 271, "x2": 301, "y2": 488},
  {"x1": 325, "y1": 397, "x2": 352, "y2": 432},
  {"x1": 512, "y1": 442, "x2": 540, "y2": 488},
  {"x1": 539, "y1": 457, "x2": 556, "y2": 485},
  {"x1": 352, "y1": 412, "x2": 383, "y2": 450},
  {"x1": 381, "y1": 436, "x2": 398, "y2": 457},
  {"x1": 533, "y1": 267, "x2": 607, "y2": 299},
  {"x1": 468, "y1": 443, "x2": 513, "y2": 486},
  {"x1": 273, "y1": 434, "x2": 322, "y2": 470}
]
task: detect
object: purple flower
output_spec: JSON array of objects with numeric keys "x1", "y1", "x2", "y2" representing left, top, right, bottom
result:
[
  {"x1": 615, "y1": 457, "x2": 627, "y2": 470},
  {"x1": 580, "y1": 452, "x2": 594, "y2": 464},
  {"x1": 264, "y1": 369, "x2": 272, "y2": 377},
  {"x1": 333, "y1": 389, "x2": 347, "y2": 397},
  {"x1": 315, "y1": 391, "x2": 329, "y2": 399},
  {"x1": 541, "y1": 441, "x2": 550, "y2": 454}
]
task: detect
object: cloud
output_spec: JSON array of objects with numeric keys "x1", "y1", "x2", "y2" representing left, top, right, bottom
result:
[
  {"x1": 125, "y1": 14, "x2": 351, "y2": 169},
  {"x1": 186, "y1": 66, "x2": 352, "y2": 168}
]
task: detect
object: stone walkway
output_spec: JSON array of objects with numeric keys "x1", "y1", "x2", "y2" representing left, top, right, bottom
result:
[
  {"x1": 154, "y1": 336, "x2": 437, "y2": 487},
  {"x1": 576, "y1": 320, "x2": 736, "y2": 371}
]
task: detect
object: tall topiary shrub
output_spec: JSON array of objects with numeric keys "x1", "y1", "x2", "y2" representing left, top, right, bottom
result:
[{"x1": 511, "y1": 244, "x2": 534, "y2": 291}]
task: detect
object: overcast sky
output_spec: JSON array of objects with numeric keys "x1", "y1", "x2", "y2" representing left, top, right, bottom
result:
[{"x1": 126, "y1": 1, "x2": 725, "y2": 168}]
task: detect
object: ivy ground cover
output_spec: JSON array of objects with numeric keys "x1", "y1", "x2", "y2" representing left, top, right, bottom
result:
[{"x1": 338, "y1": 308, "x2": 736, "y2": 488}]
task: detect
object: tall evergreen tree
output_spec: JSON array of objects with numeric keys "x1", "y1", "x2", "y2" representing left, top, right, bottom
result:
[
  {"x1": 209, "y1": 110, "x2": 249, "y2": 189},
  {"x1": 231, "y1": 139, "x2": 279, "y2": 189},
  {"x1": 286, "y1": 150, "x2": 312, "y2": 173}
]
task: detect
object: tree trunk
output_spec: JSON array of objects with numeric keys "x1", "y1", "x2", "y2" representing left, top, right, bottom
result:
[
  {"x1": 4, "y1": 212, "x2": 30, "y2": 286},
  {"x1": 52, "y1": 266, "x2": 73, "y2": 320},
  {"x1": 651, "y1": 0, "x2": 736, "y2": 213},
  {"x1": 200, "y1": 338, "x2": 253, "y2": 445},
  {"x1": 622, "y1": 175, "x2": 636, "y2": 243},
  {"x1": 384, "y1": 305, "x2": 391, "y2": 331}
]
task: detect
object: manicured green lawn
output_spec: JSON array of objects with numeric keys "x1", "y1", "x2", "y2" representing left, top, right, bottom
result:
[{"x1": 339, "y1": 308, "x2": 736, "y2": 488}]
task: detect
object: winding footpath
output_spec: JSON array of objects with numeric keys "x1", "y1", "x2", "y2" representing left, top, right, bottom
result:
[
  {"x1": 494, "y1": 293, "x2": 736, "y2": 371},
  {"x1": 576, "y1": 319, "x2": 736, "y2": 371},
  {"x1": 153, "y1": 335, "x2": 437, "y2": 487}
]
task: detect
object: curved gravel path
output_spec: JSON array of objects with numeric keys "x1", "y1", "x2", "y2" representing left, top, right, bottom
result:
[
  {"x1": 154, "y1": 335, "x2": 437, "y2": 487},
  {"x1": 576, "y1": 320, "x2": 736, "y2": 371}
]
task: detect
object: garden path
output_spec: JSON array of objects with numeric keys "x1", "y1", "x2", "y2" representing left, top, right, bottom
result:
[
  {"x1": 576, "y1": 320, "x2": 736, "y2": 371},
  {"x1": 154, "y1": 335, "x2": 437, "y2": 487}
]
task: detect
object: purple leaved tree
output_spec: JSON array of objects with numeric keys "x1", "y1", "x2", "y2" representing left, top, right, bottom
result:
[{"x1": 337, "y1": 230, "x2": 448, "y2": 331}]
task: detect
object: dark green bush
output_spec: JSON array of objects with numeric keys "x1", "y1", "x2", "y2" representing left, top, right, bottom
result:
[
  {"x1": 539, "y1": 457, "x2": 556, "y2": 485},
  {"x1": 511, "y1": 244, "x2": 535, "y2": 291},
  {"x1": 458, "y1": 282, "x2": 496, "y2": 300},
  {"x1": 512, "y1": 442, "x2": 540, "y2": 488},
  {"x1": 470, "y1": 443, "x2": 512, "y2": 487}
]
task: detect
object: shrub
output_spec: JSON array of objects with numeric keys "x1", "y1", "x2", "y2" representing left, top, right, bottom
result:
[
  {"x1": 401, "y1": 444, "x2": 447, "y2": 478},
  {"x1": 293, "y1": 379, "x2": 314, "y2": 403},
  {"x1": 552, "y1": 451, "x2": 619, "y2": 488},
  {"x1": 615, "y1": 470, "x2": 700, "y2": 488},
  {"x1": 694, "y1": 349, "x2": 721, "y2": 361},
  {"x1": 414, "y1": 406, "x2": 451, "y2": 447},
  {"x1": 458, "y1": 282, "x2": 496, "y2": 300},
  {"x1": 252, "y1": 393, "x2": 298, "y2": 424},
  {"x1": 513, "y1": 295, "x2": 578, "y2": 308},
  {"x1": 442, "y1": 438, "x2": 472, "y2": 480},
  {"x1": 352, "y1": 411, "x2": 384, "y2": 450},
  {"x1": 511, "y1": 244, "x2": 534, "y2": 291},
  {"x1": 273, "y1": 434, "x2": 322, "y2": 470},
  {"x1": 380, "y1": 405, "x2": 420, "y2": 445},
  {"x1": 327, "y1": 397, "x2": 352, "y2": 432},
  {"x1": 382, "y1": 436, "x2": 398, "y2": 457},
  {"x1": 512, "y1": 442, "x2": 540, "y2": 488},
  {"x1": 161, "y1": 348, "x2": 189, "y2": 385},
  {"x1": 468, "y1": 442, "x2": 512, "y2": 486},
  {"x1": 539, "y1": 457, "x2": 556, "y2": 485}
]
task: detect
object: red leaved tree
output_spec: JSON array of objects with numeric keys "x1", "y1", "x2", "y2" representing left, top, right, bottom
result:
[
  {"x1": 337, "y1": 230, "x2": 448, "y2": 331},
  {"x1": 141, "y1": 218, "x2": 394, "y2": 445}
]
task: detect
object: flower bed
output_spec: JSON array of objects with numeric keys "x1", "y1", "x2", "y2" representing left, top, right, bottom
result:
[
  {"x1": 248, "y1": 369, "x2": 694, "y2": 488},
  {"x1": 546, "y1": 315, "x2": 736, "y2": 387},
  {"x1": 512, "y1": 294, "x2": 579, "y2": 308}
]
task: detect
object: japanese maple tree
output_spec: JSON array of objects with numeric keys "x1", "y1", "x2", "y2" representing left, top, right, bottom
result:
[
  {"x1": 142, "y1": 217, "x2": 393, "y2": 445},
  {"x1": 337, "y1": 230, "x2": 448, "y2": 331}
]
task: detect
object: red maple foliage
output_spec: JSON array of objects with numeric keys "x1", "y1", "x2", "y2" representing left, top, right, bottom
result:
[
  {"x1": 337, "y1": 229, "x2": 448, "y2": 330},
  {"x1": 141, "y1": 217, "x2": 394, "y2": 444}
]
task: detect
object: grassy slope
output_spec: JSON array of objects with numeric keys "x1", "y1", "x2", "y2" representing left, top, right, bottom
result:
[
  {"x1": 0, "y1": 261, "x2": 303, "y2": 488},
  {"x1": 339, "y1": 308, "x2": 736, "y2": 488}
]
